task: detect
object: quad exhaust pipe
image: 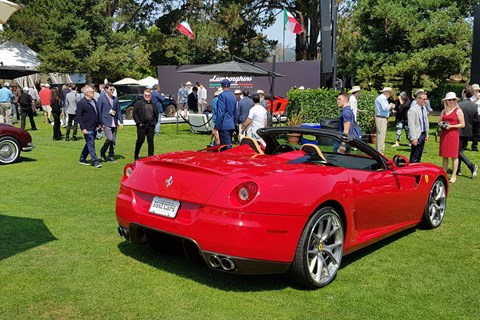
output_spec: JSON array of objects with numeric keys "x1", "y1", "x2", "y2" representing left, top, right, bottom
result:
[{"x1": 208, "y1": 255, "x2": 237, "y2": 272}]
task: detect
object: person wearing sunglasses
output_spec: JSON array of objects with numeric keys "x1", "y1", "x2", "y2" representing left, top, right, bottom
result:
[
  {"x1": 438, "y1": 92, "x2": 465, "y2": 183},
  {"x1": 407, "y1": 91, "x2": 430, "y2": 164},
  {"x1": 133, "y1": 89, "x2": 158, "y2": 160}
]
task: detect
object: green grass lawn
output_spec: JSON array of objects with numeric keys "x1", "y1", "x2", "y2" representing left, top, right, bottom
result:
[{"x1": 1, "y1": 115, "x2": 479, "y2": 319}]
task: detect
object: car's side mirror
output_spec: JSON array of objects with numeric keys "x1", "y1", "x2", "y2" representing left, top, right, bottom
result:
[{"x1": 392, "y1": 155, "x2": 410, "y2": 168}]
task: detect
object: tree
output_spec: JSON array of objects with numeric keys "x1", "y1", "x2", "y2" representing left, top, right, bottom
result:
[{"x1": 337, "y1": 0, "x2": 477, "y2": 93}]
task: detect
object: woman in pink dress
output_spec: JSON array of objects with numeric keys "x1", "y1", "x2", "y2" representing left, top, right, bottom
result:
[{"x1": 439, "y1": 92, "x2": 465, "y2": 183}]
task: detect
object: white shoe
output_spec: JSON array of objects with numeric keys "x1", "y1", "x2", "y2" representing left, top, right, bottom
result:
[
  {"x1": 472, "y1": 165, "x2": 478, "y2": 179},
  {"x1": 391, "y1": 142, "x2": 400, "y2": 147}
]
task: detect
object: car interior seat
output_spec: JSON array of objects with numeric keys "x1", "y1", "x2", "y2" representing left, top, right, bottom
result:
[
  {"x1": 300, "y1": 143, "x2": 327, "y2": 162},
  {"x1": 240, "y1": 137, "x2": 264, "y2": 154}
]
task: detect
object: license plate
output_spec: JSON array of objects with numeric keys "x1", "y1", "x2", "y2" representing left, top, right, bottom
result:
[{"x1": 149, "y1": 196, "x2": 180, "y2": 218}]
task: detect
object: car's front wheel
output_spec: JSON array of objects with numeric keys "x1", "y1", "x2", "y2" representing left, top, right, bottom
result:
[
  {"x1": 290, "y1": 206, "x2": 344, "y2": 289},
  {"x1": 0, "y1": 137, "x2": 20, "y2": 164},
  {"x1": 125, "y1": 106, "x2": 134, "y2": 120},
  {"x1": 421, "y1": 178, "x2": 446, "y2": 229},
  {"x1": 164, "y1": 104, "x2": 176, "y2": 117}
]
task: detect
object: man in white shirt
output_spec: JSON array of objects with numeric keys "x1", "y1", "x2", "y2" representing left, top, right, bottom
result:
[
  {"x1": 242, "y1": 94, "x2": 267, "y2": 145},
  {"x1": 196, "y1": 82, "x2": 207, "y2": 114},
  {"x1": 349, "y1": 86, "x2": 361, "y2": 122}
]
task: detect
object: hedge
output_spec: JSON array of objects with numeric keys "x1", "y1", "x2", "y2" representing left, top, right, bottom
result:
[{"x1": 286, "y1": 88, "x2": 377, "y2": 134}]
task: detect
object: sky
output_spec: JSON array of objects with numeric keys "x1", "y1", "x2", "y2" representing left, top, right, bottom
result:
[{"x1": 260, "y1": 10, "x2": 296, "y2": 47}]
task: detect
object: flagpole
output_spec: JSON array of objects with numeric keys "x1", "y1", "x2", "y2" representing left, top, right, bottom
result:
[{"x1": 282, "y1": 13, "x2": 285, "y2": 62}]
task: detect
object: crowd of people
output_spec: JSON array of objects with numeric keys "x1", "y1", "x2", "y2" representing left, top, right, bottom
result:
[
  {"x1": 2, "y1": 79, "x2": 479, "y2": 183},
  {"x1": 362, "y1": 84, "x2": 479, "y2": 182}
]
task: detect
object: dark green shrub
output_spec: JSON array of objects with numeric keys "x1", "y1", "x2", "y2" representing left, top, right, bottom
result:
[
  {"x1": 286, "y1": 88, "x2": 377, "y2": 133},
  {"x1": 429, "y1": 83, "x2": 465, "y2": 111}
]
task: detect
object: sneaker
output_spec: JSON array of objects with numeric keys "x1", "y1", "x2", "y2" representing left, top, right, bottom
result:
[
  {"x1": 100, "y1": 155, "x2": 107, "y2": 162},
  {"x1": 94, "y1": 162, "x2": 102, "y2": 168},
  {"x1": 72, "y1": 136, "x2": 77, "y2": 141},
  {"x1": 78, "y1": 160, "x2": 89, "y2": 166},
  {"x1": 391, "y1": 142, "x2": 400, "y2": 147},
  {"x1": 107, "y1": 156, "x2": 117, "y2": 163},
  {"x1": 472, "y1": 165, "x2": 478, "y2": 179}
]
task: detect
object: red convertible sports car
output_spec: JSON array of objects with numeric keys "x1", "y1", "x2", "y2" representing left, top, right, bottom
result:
[
  {"x1": 0, "y1": 124, "x2": 34, "y2": 164},
  {"x1": 116, "y1": 127, "x2": 448, "y2": 289}
]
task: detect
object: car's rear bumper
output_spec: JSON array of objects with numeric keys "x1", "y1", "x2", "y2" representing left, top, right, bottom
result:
[{"x1": 116, "y1": 186, "x2": 307, "y2": 273}]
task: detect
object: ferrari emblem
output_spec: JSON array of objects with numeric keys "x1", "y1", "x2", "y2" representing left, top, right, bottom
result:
[
  {"x1": 424, "y1": 175, "x2": 429, "y2": 183},
  {"x1": 165, "y1": 176, "x2": 173, "y2": 189},
  {"x1": 318, "y1": 243, "x2": 323, "y2": 251}
]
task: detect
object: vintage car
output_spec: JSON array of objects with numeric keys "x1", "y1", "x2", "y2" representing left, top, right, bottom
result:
[
  {"x1": 115, "y1": 127, "x2": 448, "y2": 289},
  {"x1": 119, "y1": 94, "x2": 177, "y2": 119},
  {"x1": 0, "y1": 124, "x2": 34, "y2": 164}
]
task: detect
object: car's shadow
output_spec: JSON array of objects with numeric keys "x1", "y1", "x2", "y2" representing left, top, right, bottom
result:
[
  {"x1": 0, "y1": 214, "x2": 57, "y2": 261},
  {"x1": 118, "y1": 228, "x2": 416, "y2": 292}
]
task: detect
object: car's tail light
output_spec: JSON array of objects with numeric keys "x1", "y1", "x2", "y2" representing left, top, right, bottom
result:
[
  {"x1": 231, "y1": 182, "x2": 258, "y2": 205},
  {"x1": 123, "y1": 163, "x2": 136, "y2": 180}
]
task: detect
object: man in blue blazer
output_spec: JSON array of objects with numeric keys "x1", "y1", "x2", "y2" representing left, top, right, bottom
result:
[
  {"x1": 97, "y1": 83, "x2": 123, "y2": 162},
  {"x1": 214, "y1": 79, "x2": 236, "y2": 148},
  {"x1": 77, "y1": 85, "x2": 102, "y2": 168}
]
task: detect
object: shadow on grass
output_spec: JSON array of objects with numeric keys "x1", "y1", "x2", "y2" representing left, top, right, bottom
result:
[
  {"x1": 118, "y1": 241, "x2": 288, "y2": 292},
  {"x1": 0, "y1": 214, "x2": 57, "y2": 261},
  {"x1": 340, "y1": 228, "x2": 416, "y2": 269}
]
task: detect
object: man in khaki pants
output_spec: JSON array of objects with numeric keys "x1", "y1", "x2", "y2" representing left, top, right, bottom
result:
[
  {"x1": 0, "y1": 82, "x2": 14, "y2": 124},
  {"x1": 374, "y1": 87, "x2": 394, "y2": 153}
]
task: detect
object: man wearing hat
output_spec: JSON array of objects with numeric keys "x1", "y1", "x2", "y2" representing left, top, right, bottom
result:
[
  {"x1": 349, "y1": 86, "x2": 361, "y2": 122},
  {"x1": 214, "y1": 79, "x2": 236, "y2": 147},
  {"x1": 374, "y1": 87, "x2": 395, "y2": 153},
  {"x1": 39, "y1": 83, "x2": 52, "y2": 124},
  {"x1": 18, "y1": 87, "x2": 37, "y2": 130},
  {"x1": 407, "y1": 91, "x2": 430, "y2": 163},
  {"x1": 0, "y1": 82, "x2": 14, "y2": 124}
]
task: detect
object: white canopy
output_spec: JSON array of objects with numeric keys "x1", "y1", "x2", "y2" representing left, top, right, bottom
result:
[
  {"x1": 113, "y1": 77, "x2": 141, "y2": 86},
  {"x1": 0, "y1": 0, "x2": 20, "y2": 24},
  {"x1": 138, "y1": 76, "x2": 158, "y2": 87},
  {"x1": 0, "y1": 40, "x2": 39, "y2": 67}
]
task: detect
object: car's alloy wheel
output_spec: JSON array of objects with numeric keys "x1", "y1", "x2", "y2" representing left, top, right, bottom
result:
[
  {"x1": 0, "y1": 137, "x2": 20, "y2": 164},
  {"x1": 290, "y1": 206, "x2": 344, "y2": 289},
  {"x1": 164, "y1": 104, "x2": 176, "y2": 117},
  {"x1": 421, "y1": 178, "x2": 446, "y2": 229},
  {"x1": 125, "y1": 106, "x2": 134, "y2": 120}
]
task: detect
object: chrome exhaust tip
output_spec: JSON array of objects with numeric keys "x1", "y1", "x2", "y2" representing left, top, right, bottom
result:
[
  {"x1": 220, "y1": 258, "x2": 236, "y2": 271},
  {"x1": 209, "y1": 255, "x2": 221, "y2": 268}
]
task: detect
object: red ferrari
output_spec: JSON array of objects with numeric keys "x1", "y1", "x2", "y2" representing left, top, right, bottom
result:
[{"x1": 115, "y1": 127, "x2": 448, "y2": 289}]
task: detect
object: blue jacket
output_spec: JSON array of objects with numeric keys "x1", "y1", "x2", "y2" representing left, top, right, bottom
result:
[
  {"x1": 97, "y1": 94, "x2": 123, "y2": 128},
  {"x1": 151, "y1": 90, "x2": 165, "y2": 113},
  {"x1": 77, "y1": 97, "x2": 100, "y2": 131},
  {"x1": 215, "y1": 90, "x2": 236, "y2": 130}
]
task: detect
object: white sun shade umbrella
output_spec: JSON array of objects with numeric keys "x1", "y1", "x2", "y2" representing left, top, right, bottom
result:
[{"x1": 0, "y1": 0, "x2": 21, "y2": 24}]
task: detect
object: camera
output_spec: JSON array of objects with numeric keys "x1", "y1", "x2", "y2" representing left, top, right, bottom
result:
[
  {"x1": 440, "y1": 121, "x2": 449, "y2": 130},
  {"x1": 109, "y1": 109, "x2": 116, "y2": 116}
]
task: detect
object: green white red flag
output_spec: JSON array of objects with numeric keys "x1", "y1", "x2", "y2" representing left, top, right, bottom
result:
[
  {"x1": 176, "y1": 20, "x2": 194, "y2": 39},
  {"x1": 284, "y1": 8, "x2": 302, "y2": 34}
]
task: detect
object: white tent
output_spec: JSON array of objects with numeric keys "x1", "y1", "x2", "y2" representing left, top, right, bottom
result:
[
  {"x1": 0, "y1": 40, "x2": 39, "y2": 67},
  {"x1": 113, "y1": 77, "x2": 141, "y2": 86},
  {"x1": 138, "y1": 76, "x2": 158, "y2": 87},
  {"x1": 0, "y1": 0, "x2": 20, "y2": 24}
]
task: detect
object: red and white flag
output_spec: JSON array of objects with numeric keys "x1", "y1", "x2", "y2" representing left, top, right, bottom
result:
[
  {"x1": 176, "y1": 20, "x2": 195, "y2": 39},
  {"x1": 284, "y1": 8, "x2": 302, "y2": 34}
]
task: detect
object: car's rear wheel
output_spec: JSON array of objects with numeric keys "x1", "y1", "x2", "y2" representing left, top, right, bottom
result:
[
  {"x1": 0, "y1": 137, "x2": 20, "y2": 164},
  {"x1": 421, "y1": 178, "x2": 446, "y2": 229},
  {"x1": 290, "y1": 206, "x2": 344, "y2": 289},
  {"x1": 164, "y1": 104, "x2": 176, "y2": 117},
  {"x1": 125, "y1": 106, "x2": 134, "y2": 120}
]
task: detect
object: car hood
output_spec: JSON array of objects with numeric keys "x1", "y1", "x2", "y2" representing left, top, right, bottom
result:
[{"x1": 122, "y1": 149, "x2": 315, "y2": 205}]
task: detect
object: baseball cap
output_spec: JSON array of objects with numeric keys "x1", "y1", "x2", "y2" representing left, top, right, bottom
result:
[{"x1": 220, "y1": 79, "x2": 231, "y2": 87}]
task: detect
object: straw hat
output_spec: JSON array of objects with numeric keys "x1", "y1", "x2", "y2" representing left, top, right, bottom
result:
[
  {"x1": 441, "y1": 92, "x2": 459, "y2": 101},
  {"x1": 472, "y1": 84, "x2": 480, "y2": 91},
  {"x1": 234, "y1": 89, "x2": 241, "y2": 94},
  {"x1": 350, "y1": 86, "x2": 361, "y2": 93},
  {"x1": 380, "y1": 87, "x2": 392, "y2": 93},
  {"x1": 214, "y1": 89, "x2": 222, "y2": 96}
]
